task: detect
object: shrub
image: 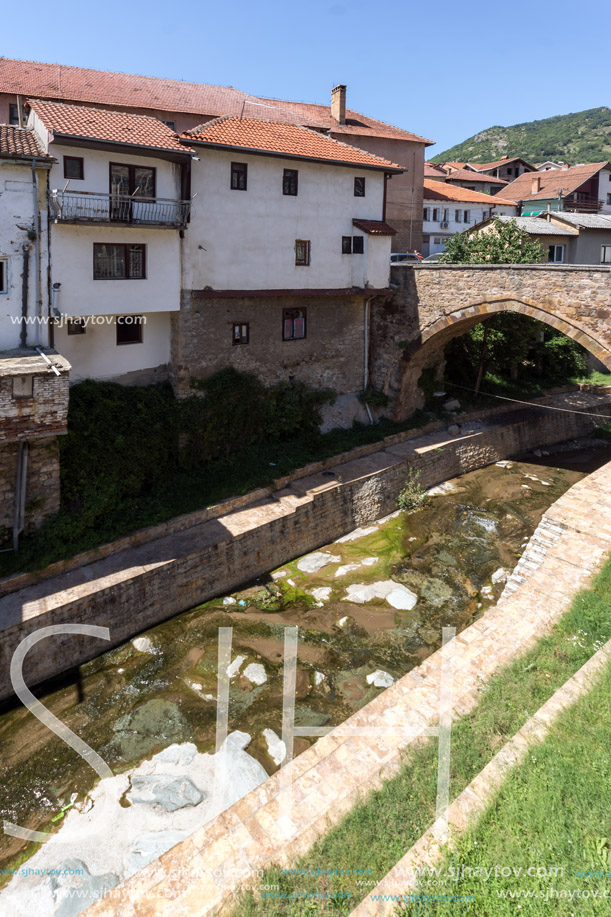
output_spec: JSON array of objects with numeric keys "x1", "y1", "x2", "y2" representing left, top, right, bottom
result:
[{"x1": 397, "y1": 468, "x2": 430, "y2": 511}]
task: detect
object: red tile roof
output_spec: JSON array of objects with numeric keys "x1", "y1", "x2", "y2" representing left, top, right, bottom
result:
[
  {"x1": 472, "y1": 156, "x2": 534, "y2": 172},
  {"x1": 500, "y1": 161, "x2": 611, "y2": 202},
  {"x1": 424, "y1": 161, "x2": 448, "y2": 177},
  {"x1": 444, "y1": 169, "x2": 508, "y2": 186},
  {"x1": 352, "y1": 219, "x2": 397, "y2": 235},
  {"x1": 0, "y1": 124, "x2": 53, "y2": 160},
  {"x1": 423, "y1": 179, "x2": 516, "y2": 206},
  {"x1": 1, "y1": 57, "x2": 432, "y2": 145},
  {"x1": 183, "y1": 117, "x2": 404, "y2": 170},
  {"x1": 28, "y1": 99, "x2": 192, "y2": 154}
]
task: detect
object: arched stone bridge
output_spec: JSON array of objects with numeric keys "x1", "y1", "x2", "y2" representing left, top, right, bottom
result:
[{"x1": 371, "y1": 264, "x2": 611, "y2": 419}]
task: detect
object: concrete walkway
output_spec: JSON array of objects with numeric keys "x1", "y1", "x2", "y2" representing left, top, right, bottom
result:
[{"x1": 82, "y1": 458, "x2": 611, "y2": 916}]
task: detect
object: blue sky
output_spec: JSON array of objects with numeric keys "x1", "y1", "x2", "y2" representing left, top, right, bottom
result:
[{"x1": 4, "y1": 0, "x2": 609, "y2": 155}]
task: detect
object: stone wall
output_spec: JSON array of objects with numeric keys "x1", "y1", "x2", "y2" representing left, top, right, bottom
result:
[
  {"x1": 0, "y1": 389, "x2": 608, "y2": 702},
  {"x1": 371, "y1": 264, "x2": 611, "y2": 419}
]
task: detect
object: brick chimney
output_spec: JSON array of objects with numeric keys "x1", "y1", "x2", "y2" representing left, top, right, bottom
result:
[
  {"x1": 331, "y1": 85, "x2": 347, "y2": 124},
  {"x1": 531, "y1": 176, "x2": 542, "y2": 194}
]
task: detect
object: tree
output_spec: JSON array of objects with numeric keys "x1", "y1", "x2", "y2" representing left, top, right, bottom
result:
[{"x1": 439, "y1": 218, "x2": 544, "y2": 265}]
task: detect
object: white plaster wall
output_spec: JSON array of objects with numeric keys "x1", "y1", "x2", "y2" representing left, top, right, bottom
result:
[
  {"x1": 184, "y1": 149, "x2": 391, "y2": 290},
  {"x1": 51, "y1": 224, "x2": 180, "y2": 316},
  {"x1": 0, "y1": 160, "x2": 51, "y2": 350},
  {"x1": 46, "y1": 144, "x2": 181, "y2": 200},
  {"x1": 53, "y1": 310, "x2": 171, "y2": 383},
  {"x1": 423, "y1": 199, "x2": 517, "y2": 253},
  {"x1": 598, "y1": 167, "x2": 611, "y2": 214}
]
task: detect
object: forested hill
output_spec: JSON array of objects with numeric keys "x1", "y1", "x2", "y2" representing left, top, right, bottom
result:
[{"x1": 432, "y1": 107, "x2": 611, "y2": 165}]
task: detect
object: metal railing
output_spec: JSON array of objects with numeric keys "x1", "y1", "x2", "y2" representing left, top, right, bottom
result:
[{"x1": 50, "y1": 190, "x2": 190, "y2": 227}]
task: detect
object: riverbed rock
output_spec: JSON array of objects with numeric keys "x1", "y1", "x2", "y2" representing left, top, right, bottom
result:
[
  {"x1": 227, "y1": 655, "x2": 245, "y2": 678},
  {"x1": 50, "y1": 858, "x2": 119, "y2": 917},
  {"x1": 127, "y1": 775, "x2": 204, "y2": 811},
  {"x1": 342, "y1": 580, "x2": 417, "y2": 610},
  {"x1": 491, "y1": 568, "x2": 508, "y2": 585},
  {"x1": 296, "y1": 551, "x2": 341, "y2": 573},
  {"x1": 124, "y1": 829, "x2": 189, "y2": 876},
  {"x1": 335, "y1": 563, "x2": 361, "y2": 577},
  {"x1": 311, "y1": 587, "x2": 332, "y2": 602},
  {"x1": 131, "y1": 636, "x2": 159, "y2": 655},
  {"x1": 111, "y1": 700, "x2": 188, "y2": 761},
  {"x1": 362, "y1": 556, "x2": 379, "y2": 566},
  {"x1": 448, "y1": 424, "x2": 461, "y2": 436},
  {"x1": 420, "y1": 578, "x2": 454, "y2": 608},
  {"x1": 443, "y1": 398, "x2": 461, "y2": 412},
  {"x1": 366, "y1": 670, "x2": 394, "y2": 688},
  {"x1": 336, "y1": 524, "x2": 379, "y2": 543},
  {"x1": 243, "y1": 663, "x2": 267, "y2": 685},
  {"x1": 262, "y1": 729, "x2": 286, "y2": 765}
]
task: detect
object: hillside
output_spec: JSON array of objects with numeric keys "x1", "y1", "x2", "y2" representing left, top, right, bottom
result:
[{"x1": 432, "y1": 107, "x2": 611, "y2": 165}]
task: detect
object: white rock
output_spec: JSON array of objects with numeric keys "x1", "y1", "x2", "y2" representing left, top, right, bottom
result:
[
  {"x1": 227, "y1": 655, "x2": 245, "y2": 678},
  {"x1": 362, "y1": 556, "x2": 379, "y2": 566},
  {"x1": 337, "y1": 616, "x2": 349, "y2": 627},
  {"x1": 314, "y1": 671, "x2": 325, "y2": 686},
  {"x1": 222, "y1": 596, "x2": 236, "y2": 605},
  {"x1": 342, "y1": 580, "x2": 417, "y2": 609},
  {"x1": 287, "y1": 578, "x2": 296, "y2": 586},
  {"x1": 481, "y1": 586, "x2": 493, "y2": 596},
  {"x1": 386, "y1": 586, "x2": 418, "y2": 610},
  {"x1": 335, "y1": 563, "x2": 361, "y2": 577},
  {"x1": 262, "y1": 729, "x2": 286, "y2": 766},
  {"x1": 132, "y1": 637, "x2": 158, "y2": 655},
  {"x1": 491, "y1": 568, "x2": 508, "y2": 585},
  {"x1": 443, "y1": 398, "x2": 461, "y2": 412},
  {"x1": 243, "y1": 663, "x2": 267, "y2": 685},
  {"x1": 495, "y1": 460, "x2": 514, "y2": 468},
  {"x1": 311, "y1": 587, "x2": 332, "y2": 602},
  {"x1": 296, "y1": 551, "x2": 341, "y2": 573},
  {"x1": 271, "y1": 570, "x2": 287, "y2": 580},
  {"x1": 427, "y1": 481, "x2": 456, "y2": 496},
  {"x1": 366, "y1": 670, "x2": 395, "y2": 688},
  {"x1": 336, "y1": 525, "x2": 379, "y2": 543}
]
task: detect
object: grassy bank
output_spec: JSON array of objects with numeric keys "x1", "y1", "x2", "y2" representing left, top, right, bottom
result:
[{"x1": 232, "y1": 554, "x2": 611, "y2": 915}]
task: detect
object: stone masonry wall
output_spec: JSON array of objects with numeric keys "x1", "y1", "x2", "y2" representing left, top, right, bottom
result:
[{"x1": 0, "y1": 390, "x2": 608, "y2": 702}]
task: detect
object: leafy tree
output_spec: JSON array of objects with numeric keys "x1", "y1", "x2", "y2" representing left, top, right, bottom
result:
[{"x1": 439, "y1": 218, "x2": 544, "y2": 264}]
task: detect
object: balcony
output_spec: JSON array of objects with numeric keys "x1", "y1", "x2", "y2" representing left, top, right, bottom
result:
[{"x1": 50, "y1": 190, "x2": 190, "y2": 228}]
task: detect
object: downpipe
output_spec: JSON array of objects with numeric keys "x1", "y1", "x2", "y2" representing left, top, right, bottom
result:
[{"x1": 363, "y1": 298, "x2": 374, "y2": 425}]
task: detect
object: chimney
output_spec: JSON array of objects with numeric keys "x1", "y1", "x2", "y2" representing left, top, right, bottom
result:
[
  {"x1": 562, "y1": 163, "x2": 570, "y2": 170},
  {"x1": 331, "y1": 84, "x2": 347, "y2": 124},
  {"x1": 531, "y1": 176, "x2": 542, "y2": 194}
]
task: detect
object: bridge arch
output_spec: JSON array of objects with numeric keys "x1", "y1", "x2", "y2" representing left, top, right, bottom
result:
[{"x1": 387, "y1": 297, "x2": 611, "y2": 421}]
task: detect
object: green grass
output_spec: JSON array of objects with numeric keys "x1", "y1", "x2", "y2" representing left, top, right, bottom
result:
[
  {"x1": 443, "y1": 369, "x2": 611, "y2": 414},
  {"x1": 231, "y1": 555, "x2": 611, "y2": 915},
  {"x1": 400, "y1": 660, "x2": 611, "y2": 915}
]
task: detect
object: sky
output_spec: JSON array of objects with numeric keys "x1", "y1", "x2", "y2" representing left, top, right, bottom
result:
[{"x1": 3, "y1": 0, "x2": 610, "y2": 156}]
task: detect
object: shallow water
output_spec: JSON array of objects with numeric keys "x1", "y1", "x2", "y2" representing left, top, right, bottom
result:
[{"x1": 0, "y1": 443, "x2": 608, "y2": 873}]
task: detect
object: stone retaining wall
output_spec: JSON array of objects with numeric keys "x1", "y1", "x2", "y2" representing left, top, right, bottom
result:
[{"x1": 0, "y1": 390, "x2": 609, "y2": 703}]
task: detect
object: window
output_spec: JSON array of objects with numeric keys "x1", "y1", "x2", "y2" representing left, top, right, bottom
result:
[
  {"x1": 352, "y1": 235, "x2": 364, "y2": 254},
  {"x1": 455, "y1": 210, "x2": 462, "y2": 223},
  {"x1": 162, "y1": 120, "x2": 176, "y2": 130},
  {"x1": 93, "y1": 244, "x2": 145, "y2": 279},
  {"x1": 601, "y1": 245, "x2": 611, "y2": 264},
  {"x1": 443, "y1": 209, "x2": 449, "y2": 222},
  {"x1": 231, "y1": 162, "x2": 248, "y2": 190},
  {"x1": 110, "y1": 163, "x2": 155, "y2": 199},
  {"x1": 354, "y1": 177, "x2": 366, "y2": 197},
  {"x1": 464, "y1": 210, "x2": 470, "y2": 223},
  {"x1": 283, "y1": 169, "x2": 298, "y2": 196},
  {"x1": 116, "y1": 315, "x2": 143, "y2": 345},
  {"x1": 232, "y1": 322, "x2": 249, "y2": 345},
  {"x1": 432, "y1": 208, "x2": 439, "y2": 221},
  {"x1": 0, "y1": 259, "x2": 7, "y2": 294},
  {"x1": 9, "y1": 103, "x2": 21, "y2": 126},
  {"x1": 67, "y1": 318, "x2": 86, "y2": 335},
  {"x1": 423, "y1": 208, "x2": 430, "y2": 221},
  {"x1": 606, "y1": 194, "x2": 611, "y2": 205},
  {"x1": 295, "y1": 240, "x2": 310, "y2": 265},
  {"x1": 283, "y1": 308, "x2": 306, "y2": 341},
  {"x1": 342, "y1": 236, "x2": 352, "y2": 254},
  {"x1": 548, "y1": 245, "x2": 565, "y2": 263},
  {"x1": 64, "y1": 156, "x2": 84, "y2": 180},
  {"x1": 506, "y1": 168, "x2": 513, "y2": 176}
]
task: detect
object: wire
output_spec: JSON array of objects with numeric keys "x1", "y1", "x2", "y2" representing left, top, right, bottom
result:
[{"x1": 442, "y1": 381, "x2": 611, "y2": 421}]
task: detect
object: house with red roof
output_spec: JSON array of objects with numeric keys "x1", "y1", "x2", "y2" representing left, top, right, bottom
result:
[
  {"x1": 500, "y1": 162, "x2": 611, "y2": 215},
  {"x1": 422, "y1": 180, "x2": 516, "y2": 255}
]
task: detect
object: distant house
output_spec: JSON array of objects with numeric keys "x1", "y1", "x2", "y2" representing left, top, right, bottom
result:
[
  {"x1": 536, "y1": 161, "x2": 566, "y2": 171},
  {"x1": 501, "y1": 162, "x2": 611, "y2": 215},
  {"x1": 464, "y1": 213, "x2": 611, "y2": 265},
  {"x1": 426, "y1": 161, "x2": 510, "y2": 196},
  {"x1": 422, "y1": 180, "x2": 517, "y2": 256},
  {"x1": 469, "y1": 156, "x2": 535, "y2": 182}
]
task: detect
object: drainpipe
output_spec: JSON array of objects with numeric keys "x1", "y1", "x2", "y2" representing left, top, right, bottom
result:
[
  {"x1": 31, "y1": 160, "x2": 42, "y2": 347},
  {"x1": 363, "y1": 298, "x2": 374, "y2": 424},
  {"x1": 20, "y1": 243, "x2": 30, "y2": 349},
  {"x1": 13, "y1": 441, "x2": 29, "y2": 551}
]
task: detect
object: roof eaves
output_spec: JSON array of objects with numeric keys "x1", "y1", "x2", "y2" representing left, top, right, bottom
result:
[{"x1": 50, "y1": 130, "x2": 195, "y2": 157}]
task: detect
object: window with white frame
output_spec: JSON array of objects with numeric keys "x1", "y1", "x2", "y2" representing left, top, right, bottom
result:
[
  {"x1": 548, "y1": 245, "x2": 565, "y2": 263},
  {"x1": 432, "y1": 208, "x2": 439, "y2": 221},
  {"x1": 423, "y1": 208, "x2": 430, "y2": 221},
  {"x1": 443, "y1": 209, "x2": 449, "y2": 221},
  {"x1": 455, "y1": 210, "x2": 461, "y2": 222},
  {"x1": 0, "y1": 259, "x2": 7, "y2": 293},
  {"x1": 601, "y1": 245, "x2": 611, "y2": 264}
]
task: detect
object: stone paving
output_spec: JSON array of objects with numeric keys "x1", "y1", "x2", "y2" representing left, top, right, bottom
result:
[
  {"x1": 82, "y1": 458, "x2": 611, "y2": 917},
  {"x1": 349, "y1": 637, "x2": 611, "y2": 915}
]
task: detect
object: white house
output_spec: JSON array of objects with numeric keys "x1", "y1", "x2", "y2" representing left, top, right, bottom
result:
[
  {"x1": 422, "y1": 179, "x2": 517, "y2": 256},
  {"x1": 27, "y1": 99, "x2": 195, "y2": 385}
]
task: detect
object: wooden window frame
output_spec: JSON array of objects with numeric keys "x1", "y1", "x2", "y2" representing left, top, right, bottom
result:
[
  {"x1": 93, "y1": 243, "x2": 146, "y2": 280},
  {"x1": 9, "y1": 103, "x2": 21, "y2": 126},
  {"x1": 352, "y1": 235, "x2": 364, "y2": 254},
  {"x1": 354, "y1": 177, "x2": 366, "y2": 197},
  {"x1": 295, "y1": 240, "x2": 310, "y2": 266},
  {"x1": 283, "y1": 168, "x2": 298, "y2": 196},
  {"x1": 231, "y1": 162, "x2": 248, "y2": 191},
  {"x1": 232, "y1": 322, "x2": 250, "y2": 345},
  {"x1": 109, "y1": 162, "x2": 156, "y2": 198},
  {"x1": 67, "y1": 318, "x2": 87, "y2": 335},
  {"x1": 282, "y1": 308, "x2": 307, "y2": 341},
  {"x1": 64, "y1": 156, "x2": 84, "y2": 180},
  {"x1": 342, "y1": 236, "x2": 352, "y2": 254},
  {"x1": 116, "y1": 315, "x2": 144, "y2": 345}
]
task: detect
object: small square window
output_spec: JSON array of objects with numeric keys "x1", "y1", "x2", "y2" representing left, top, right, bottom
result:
[
  {"x1": 0, "y1": 259, "x2": 7, "y2": 294},
  {"x1": 67, "y1": 318, "x2": 86, "y2": 335},
  {"x1": 548, "y1": 245, "x2": 565, "y2": 263},
  {"x1": 352, "y1": 235, "x2": 364, "y2": 254},
  {"x1": 283, "y1": 308, "x2": 306, "y2": 341},
  {"x1": 231, "y1": 162, "x2": 248, "y2": 190},
  {"x1": 232, "y1": 322, "x2": 249, "y2": 345},
  {"x1": 295, "y1": 240, "x2": 310, "y2": 266},
  {"x1": 283, "y1": 169, "x2": 298, "y2": 196},
  {"x1": 354, "y1": 177, "x2": 366, "y2": 197},
  {"x1": 9, "y1": 103, "x2": 24, "y2": 126},
  {"x1": 342, "y1": 236, "x2": 352, "y2": 254},
  {"x1": 116, "y1": 316, "x2": 143, "y2": 345},
  {"x1": 162, "y1": 120, "x2": 176, "y2": 130},
  {"x1": 64, "y1": 156, "x2": 84, "y2": 180}
]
